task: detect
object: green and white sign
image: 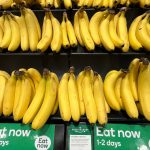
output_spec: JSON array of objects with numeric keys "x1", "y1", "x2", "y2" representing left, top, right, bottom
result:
[
  {"x1": 94, "y1": 123, "x2": 150, "y2": 150},
  {"x1": 68, "y1": 123, "x2": 93, "y2": 150},
  {"x1": 0, "y1": 123, "x2": 55, "y2": 150}
]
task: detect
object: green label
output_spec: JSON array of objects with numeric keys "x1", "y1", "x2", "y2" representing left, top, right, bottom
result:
[
  {"x1": 94, "y1": 123, "x2": 150, "y2": 150},
  {"x1": 0, "y1": 123, "x2": 55, "y2": 150},
  {"x1": 68, "y1": 123, "x2": 92, "y2": 150}
]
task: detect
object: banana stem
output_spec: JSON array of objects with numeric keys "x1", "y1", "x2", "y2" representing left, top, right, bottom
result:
[
  {"x1": 69, "y1": 66, "x2": 75, "y2": 74},
  {"x1": 84, "y1": 66, "x2": 92, "y2": 72},
  {"x1": 43, "y1": 68, "x2": 50, "y2": 78}
]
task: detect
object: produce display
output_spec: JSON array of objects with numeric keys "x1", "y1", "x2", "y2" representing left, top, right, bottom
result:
[
  {"x1": 0, "y1": 58, "x2": 149, "y2": 129},
  {"x1": 0, "y1": 0, "x2": 149, "y2": 9}
]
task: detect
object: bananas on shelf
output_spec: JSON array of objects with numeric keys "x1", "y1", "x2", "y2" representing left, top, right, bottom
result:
[{"x1": 129, "y1": 12, "x2": 150, "y2": 51}]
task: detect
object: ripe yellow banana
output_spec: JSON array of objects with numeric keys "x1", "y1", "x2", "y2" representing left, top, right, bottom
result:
[
  {"x1": 68, "y1": 68, "x2": 80, "y2": 122},
  {"x1": 32, "y1": 73, "x2": 58, "y2": 130},
  {"x1": 84, "y1": 0, "x2": 93, "y2": 7},
  {"x1": 82, "y1": 67, "x2": 97, "y2": 124},
  {"x1": 104, "y1": 70, "x2": 123, "y2": 111},
  {"x1": 65, "y1": 13, "x2": 78, "y2": 48},
  {"x1": 77, "y1": 71, "x2": 85, "y2": 116},
  {"x1": 109, "y1": 0, "x2": 117, "y2": 8},
  {"x1": 50, "y1": 12, "x2": 62, "y2": 52},
  {"x1": 0, "y1": 0, "x2": 13, "y2": 9},
  {"x1": 38, "y1": 0, "x2": 46, "y2": 7},
  {"x1": 3, "y1": 72, "x2": 16, "y2": 116},
  {"x1": 92, "y1": 0, "x2": 103, "y2": 8},
  {"x1": 27, "y1": 68, "x2": 41, "y2": 82},
  {"x1": 94, "y1": 72, "x2": 107, "y2": 125},
  {"x1": 146, "y1": 18, "x2": 150, "y2": 37},
  {"x1": 136, "y1": 14, "x2": 150, "y2": 51},
  {"x1": 78, "y1": 9, "x2": 95, "y2": 51},
  {"x1": 117, "y1": 10, "x2": 129, "y2": 52},
  {"x1": 128, "y1": 58, "x2": 140, "y2": 101},
  {"x1": 105, "y1": 99, "x2": 111, "y2": 113},
  {"x1": 121, "y1": 73, "x2": 138, "y2": 118},
  {"x1": 23, "y1": 72, "x2": 47, "y2": 124},
  {"x1": 14, "y1": 75, "x2": 32, "y2": 121},
  {"x1": 0, "y1": 71, "x2": 10, "y2": 80},
  {"x1": 101, "y1": 0, "x2": 109, "y2": 7},
  {"x1": 46, "y1": 0, "x2": 53, "y2": 7},
  {"x1": 64, "y1": 0, "x2": 72, "y2": 9},
  {"x1": 99, "y1": 14, "x2": 115, "y2": 51},
  {"x1": 51, "y1": 97, "x2": 58, "y2": 115},
  {"x1": 8, "y1": 15, "x2": 20, "y2": 52},
  {"x1": 138, "y1": 59, "x2": 150, "y2": 121},
  {"x1": 129, "y1": 13, "x2": 146, "y2": 51},
  {"x1": 61, "y1": 12, "x2": 70, "y2": 49},
  {"x1": 0, "y1": 76, "x2": 7, "y2": 115},
  {"x1": 1, "y1": 15, "x2": 12, "y2": 49},
  {"x1": 53, "y1": 0, "x2": 61, "y2": 8},
  {"x1": 74, "y1": 10, "x2": 84, "y2": 47},
  {"x1": 37, "y1": 12, "x2": 52, "y2": 52},
  {"x1": 89, "y1": 10, "x2": 108, "y2": 46},
  {"x1": 77, "y1": 0, "x2": 85, "y2": 7}
]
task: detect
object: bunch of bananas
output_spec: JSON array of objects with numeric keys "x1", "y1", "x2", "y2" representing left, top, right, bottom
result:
[
  {"x1": 74, "y1": 8, "x2": 129, "y2": 52},
  {"x1": 104, "y1": 57, "x2": 150, "y2": 121},
  {"x1": 129, "y1": 12, "x2": 150, "y2": 51},
  {"x1": 0, "y1": 68, "x2": 59, "y2": 130},
  {"x1": 58, "y1": 66, "x2": 110, "y2": 125}
]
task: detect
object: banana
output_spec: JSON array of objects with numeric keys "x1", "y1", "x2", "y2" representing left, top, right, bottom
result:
[
  {"x1": 3, "y1": 72, "x2": 16, "y2": 116},
  {"x1": 104, "y1": 70, "x2": 123, "y2": 111},
  {"x1": 38, "y1": 0, "x2": 46, "y2": 7},
  {"x1": 27, "y1": 68, "x2": 41, "y2": 82},
  {"x1": 78, "y1": 9, "x2": 95, "y2": 51},
  {"x1": 82, "y1": 67, "x2": 97, "y2": 124},
  {"x1": 109, "y1": 0, "x2": 117, "y2": 8},
  {"x1": 138, "y1": 59, "x2": 150, "y2": 121},
  {"x1": 77, "y1": 0, "x2": 85, "y2": 7},
  {"x1": 32, "y1": 72, "x2": 58, "y2": 130},
  {"x1": 13, "y1": 12, "x2": 29, "y2": 51},
  {"x1": 0, "y1": 71, "x2": 10, "y2": 80},
  {"x1": 23, "y1": 71, "x2": 47, "y2": 124},
  {"x1": 8, "y1": 15, "x2": 20, "y2": 52},
  {"x1": 92, "y1": 0, "x2": 103, "y2": 8},
  {"x1": 23, "y1": 9, "x2": 39, "y2": 52},
  {"x1": 128, "y1": 58, "x2": 140, "y2": 101},
  {"x1": 61, "y1": 12, "x2": 70, "y2": 49},
  {"x1": 114, "y1": 75, "x2": 124, "y2": 109},
  {"x1": 37, "y1": 12, "x2": 52, "y2": 52},
  {"x1": 53, "y1": 0, "x2": 61, "y2": 8},
  {"x1": 65, "y1": 12, "x2": 78, "y2": 48},
  {"x1": 109, "y1": 13, "x2": 124, "y2": 48},
  {"x1": 146, "y1": 17, "x2": 150, "y2": 37},
  {"x1": 105, "y1": 99, "x2": 111, "y2": 113},
  {"x1": 89, "y1": 10, "x2": 108, "y2": 46},
  {"x1": 46, "y1": 0, "x2": 53, "y2": 7},
  {"x1": 84, "y1": 0, "x2": 93, "y2": 7},
  {"x1": 58, "y1": 73, "x2": 71, "y2": 121},
  {"x1": 101, "y1": 0, "x2": 109, "y2": 7},
  {"x1": 121, "y1": 73, "x2": 138, "y2": 118},
  {"x1": 139, "y1": 0, "x2": 146, "y2": 8},
  {"x1": 1, "y1": 15, "x2": 12, "y2": 49},
  {"x1": 94, "y1": 72, "x2": 107, "y2": 125},
  {"x1": 64, "y1": 0, "x2": 72, "y2": 9},
  {"x1": 74, "y1": 10, "x2": 84, "y2": 47},
  {"x1": 0, "y1": 0, "x2": 13, "y2": 9},
  {"x1": 117, "y1": 10, "x2": 129, "y2": 52},
  {"x1": 0, "y1": 15, "x2": 4, "y2": 31},
  {"x1": 68, "y1": 67, "x2": 80, "y2": 122},
  {"x1": 51, "y1": 97, "x2": 58, "y2": 115},
  {"x1": 120, "y1": 0, "x2": 127, "y2": 5},
  {"x1": 99, "y1": 14, "x2": 115, "y2": 51},
  {"x1": 14, "y1": 74, "x2": 32, "y2": 121},
  {"x1": 0, "y1": 76, "x2": 7, "y2": 115},
  {"x1": 50, "y1": 12, "x2": 62, "y2": 52},
  {"x1": 136, "y1": 14, "x2": 150, "y2": 51},
  {"x1": 129, "y1": 13, "x2": 146, "y2": 51},
  {"x1": 77, "y1": 71, "x2": 85, "y2": 116},
  {"x1": 0, "y1": 24, "x2": 3, "y2": 46}
]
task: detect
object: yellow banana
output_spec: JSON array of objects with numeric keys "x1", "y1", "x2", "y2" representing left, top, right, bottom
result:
[
  {"x1": 136, "y1": 14, "x2": 150, "y2": 51},
  {"x1": 101, "y1": 0, "x2": 109, "y2": 7},
  {"x1": 50, "y1": 12, "x2": 62, "y2": 52},
  {"x1": 0, "y1": 0, "x2": 13, "y2": 9},
  {"x1": 77, "y1": 71, "x2": 85, "y2": 116},
  {"x1": 23, "y1": 72, "x2": 47, "y2": 124},
  {"x1": 84, "y1": 0, "x2": 93, "y2": 7},
  {"x1": 37, "y1": 12, "x2": 52, "y2": 52},
  {"x1": 78, "y1": 9, "x2": 95, "y2": 51},
  {"x1": 58, "y1": 73, "x2": 71, "y2": 121},
  {"x1": 0, "y1": 70, "x2": 10, "y2": 80},
  {"x1": 0, "y1": 25, "x2": 3, "y2": 46},
  {"x1": 99, "y1": 14, "x2": 115, "y2": 51},
  {"x1": 121, "y1": 73, "x2": 138, "y2": 118},
  {"x1": 94, "y1": 72, "x2": 107, "y2": 125},
  {"x1": 77, "y1": 0, "x2": 85, "y2": 7},
  {"x1": 51, "y1": 97, "x2": 58, "y2": 115},
  {"x1": 27, "y1": 68, "x2": 41, "y2": 82},
  {"x1": 0, "y1": 76, "x2": 7, "y2": 115},
  {"x1": 105, "y1": 99, "x2": 111, "y2": 113},
  {"x1": 82, "y1": 67, "x2": 97, "y2": 124},
  {"x1": 32, "y1": 72, "x2": 58, "y2": 130},
  {"x1": 1, "y1": 15, "x2": 12, "y2": 49},
  {"x1": 65, "y1": 12, "x2": 78, "y2": 48},
  {"x1": 38, "y1": 0, "x2": 46, "y2": 7},
  {"x1": 61, "y1": 12, "x2": 70, "y2": 49},
  {"x1": 117, "y1": 10, "x2": 129, "y2": 52},
  {"x1": 128, "y1": 58, "x2": 140, "y2": 101},
  {"x1": 104, "y1": 70, "x2": 123, "y2": 111},
  {"x1": 129, "y1": 13, "x2": 146, "y2": 51},
  {"x1": 8, "y1": 15, "x2": 20, "y2": 52},
  {"x1": 3, "y1": 72, "x2": 16, "y2": 116},
  {"x1": 64, "y1": 0, "x2": 72, "y2": 9},
  {"x1": 46, "y1": 0, "x2": 53, "y2": 7},
  {"x1": 53, "y1": 0, "x2": 61, "y2": 8},
  {"x1": 92, "y1": 0, "x2": 103, "y2": 8},
  {"x1": 89, "y1": 10, "x2": 108, "y2": 46},
  {"x1": 68, "y1": 68, "x2": 80, "y2": 122}
]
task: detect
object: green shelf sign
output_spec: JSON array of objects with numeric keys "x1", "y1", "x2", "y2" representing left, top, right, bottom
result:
[
  {"x1": 94, "y1": 123, "x2": 150, "y2": 150},
  {"x1": 0, "y1": 123, "x2": 55, "y2": 150}
]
